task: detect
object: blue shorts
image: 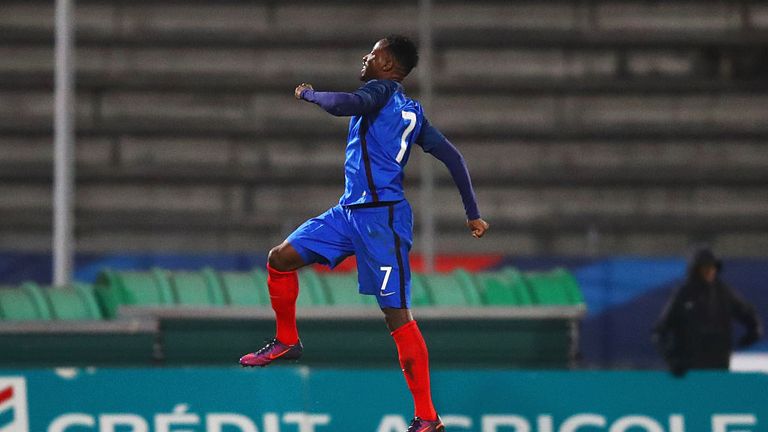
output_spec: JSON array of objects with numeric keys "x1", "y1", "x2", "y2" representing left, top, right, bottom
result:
[{"x1": 286, "y1": 200, "x2": 413, "y2": 309}]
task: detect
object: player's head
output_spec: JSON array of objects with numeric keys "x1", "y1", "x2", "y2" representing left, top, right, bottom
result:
[
  {"x1": 688, "y1": 247, "x2": 721, "y2": 284},
  {"x1": 360, "y1": 35, "x2": 419, "y2": 82}
]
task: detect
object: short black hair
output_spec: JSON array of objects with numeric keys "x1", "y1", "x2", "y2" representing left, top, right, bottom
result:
[{"x1": 384, "y1": 34, "x2": 419, "y2": 75}]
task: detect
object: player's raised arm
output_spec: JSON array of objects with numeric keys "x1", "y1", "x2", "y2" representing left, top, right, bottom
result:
[
  {"x1": 294, "y1": 80, "x2": 396, "y2": 117},
  {"x1": 417, "y1": 118, "x2": 489, "y2": 238}
]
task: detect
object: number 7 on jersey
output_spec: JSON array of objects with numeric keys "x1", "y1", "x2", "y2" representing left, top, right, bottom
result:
[{"x1": 396, "y1": 111, "x2": 417, "y2": 163}]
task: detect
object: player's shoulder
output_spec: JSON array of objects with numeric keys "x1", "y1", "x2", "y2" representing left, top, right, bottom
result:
[{"x1": 399, "y1": 91, "x2": 424, "y2": 114}]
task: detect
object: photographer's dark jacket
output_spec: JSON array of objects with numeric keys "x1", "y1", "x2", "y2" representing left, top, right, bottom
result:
[{"x1": 653, "y1": 249, "x2": 762, "y2": 373}]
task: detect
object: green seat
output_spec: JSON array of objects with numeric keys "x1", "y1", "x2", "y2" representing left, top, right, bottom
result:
[
  {"x1": 167, "y1": 269, "x2": 225, "y2": 306},
  {"x1": 410, "y1": 273, "x2": 432, "y2": 307},
  {"x1": 422, "y1": 270, "x2": 481, "y2": 306},
  {"x1": 217, "y1": 269, "x2": 269, "y2": 306},
  {"x1": 525, "y1": 268, "x2": 584, "y2": 306},
  {"x1": 554, "y1": 268, "x2": 584, "y2": 305},
  {"x1": 477, "y1": 269, "x2": 533, "y2": 306},
  {"x1": 454, "y1": 269, "x2": 483, "y2": 305},
  {"x1": 297, "y1": 270, "x2": 329, "y2": 306},
  {"x1": 117, "y1": 269, "x2": 174, "y2": 305},
  {"x1": 506, "y1": 268, "x2": 534, "y2": 306},
  {"x1": 44, "y1": 283, "x2": 103, "y2": 320},
  {"x1": 322, "y1": 272, "x2": 377, "y2": 307},
  {"x1": 94, "y1": 269, "x2": 174, "y2": 318},
  {"x1": 0, "y1": 283, "x2": 51, "y2": 320},
  {"x1": 476, "y1": 271, "x2": 514, "y2": 305}
]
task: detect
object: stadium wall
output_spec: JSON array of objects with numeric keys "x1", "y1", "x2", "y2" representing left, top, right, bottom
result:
[{"x1": 0, "y1": 368, "x2": 765, "y2": 432}]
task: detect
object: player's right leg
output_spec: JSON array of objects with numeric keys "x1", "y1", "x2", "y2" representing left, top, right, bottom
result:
[
  {"x1": 240, "y1": 205, "x2": 355, "y2": 367},
  {"x1": 239, "y1": 242, "x2": 306, "y2": 367}
]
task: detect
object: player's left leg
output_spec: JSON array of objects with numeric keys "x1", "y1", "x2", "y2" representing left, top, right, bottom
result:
[
  {"x1": 385, "y1": 309, "x2": 443, "y2": 432},
  {"x1": 350, "y1": 201, "x2": 443, "y2": 432}
]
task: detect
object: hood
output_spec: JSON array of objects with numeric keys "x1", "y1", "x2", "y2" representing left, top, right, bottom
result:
[{"x1": 687, "y1": 247, "x2": 722, "y2": 279}]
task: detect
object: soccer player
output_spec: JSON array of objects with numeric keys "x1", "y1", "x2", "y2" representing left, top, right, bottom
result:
[{"x1": 239, "y1": 35, "x2": 489, "y2": 432}]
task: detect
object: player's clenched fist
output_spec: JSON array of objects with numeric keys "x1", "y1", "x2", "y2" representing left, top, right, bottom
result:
[
  {"x1": 295, "y1": 83, "x2": 313, "y2": 99},
  {"x1": 467, "y1": 218, "x2": 489, "y2": 238}
]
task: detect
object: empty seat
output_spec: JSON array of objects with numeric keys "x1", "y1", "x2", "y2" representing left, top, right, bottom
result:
[
  {"x1": 556, "y1": 268, "x2": 585, "y2": 305},
  {"x1": 0, "y1": 283, "x2": 51, "y2": 320},
  {"x1": 95, "y1": 269, "x2": 175, "y2": 318},
  {"x1": 43, "y1": 283, "x2": 103, "y2": 320},
  {"x1": 506, "y1": 268, "x2": 534, "y2": 306},
  {"x1": 322, "y1": 272, "x2": 377, "y2": 307},
  {"x1": 422, "y1": 269, "x2": 482, "y2": 306},
  {"x1": 297, "y1": 269, "x2": 329, "y2": 306},
  {"x1": 476, "y1": 271, "x2": 513, "y2": 305},
  {"x1": 216, "y1": 268, "x2": 269, "y2": 306},
  {"x1": 477, "y1": 269, "x2": 533, "y2": 306},
  {"x1": 166, "y1": 269, "x2": 225, "y2": 306},
  {"x1": 410, "y1": 273, "x2": 432, "y2": 307},
  {"x1": 525, "y1": 268, "x2": 584, "y2": 306}
]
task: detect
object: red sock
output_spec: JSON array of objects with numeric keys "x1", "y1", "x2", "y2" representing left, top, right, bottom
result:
[
  {"x1": 391, "y1": 320, "x2": 438, "y2": 421},
  {"x1": 267, "y1": 264, "x2": 299, "y2": 345}
]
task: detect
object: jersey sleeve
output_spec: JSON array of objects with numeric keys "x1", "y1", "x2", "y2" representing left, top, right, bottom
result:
[
  {"x1": 417, "y1": 117, "x2": 481, "y2": 220},
  {"x1": 300, "y1": 80, "x2": 397, "y2": 117}
]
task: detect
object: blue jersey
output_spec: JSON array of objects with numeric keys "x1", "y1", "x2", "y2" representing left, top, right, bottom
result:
[
  {"x1": 301, "y1": 79, "x2": 480, "y2": 220},
  {"x1": 342, "y1": 81, "x2": 422, "y2": 206}
]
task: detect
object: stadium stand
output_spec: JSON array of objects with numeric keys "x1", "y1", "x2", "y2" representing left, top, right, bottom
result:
[
  {"x1": 165, "y1": 269, "x2": 226, "y2": 306},
  {"x1": 38, "y1": 282, "x2": 103, "y2": 320},
  {"x1": 421, "y1": 270, "x2": 483, "y2": 306},
  {"x1": 477, "y1": 269, "x2": 533, "y2": 306},
  {"x1": 0, "y1": 282, "x2": 50, "y2": 320},
  {"x1": 1, "y1": 1, "x2": 768, "y2": 256},
  {"x1": 322, "y1": 272, "x2": 379, "y2": 307},
  {"x1": 410, "y1": 274, "x2": 436, "y2": 307},
  {"x1": 525, "y1": 268, "x2": 584, "y2": 306},
  {"x1": 0, "y1": 266, "x2": 586, "y2": 367},
  {"x1": 217, "y1": 268, "x2": 270, "y2": 307},
  {"x1": 94, "y1": 268, "x2": 174, "y2": 317},
  {"x1": 2, "y1": 266, "x2": 583, "y2": 316},
  {"x1": 297, "y1": 270, "x2": 330, "y2": 307}
]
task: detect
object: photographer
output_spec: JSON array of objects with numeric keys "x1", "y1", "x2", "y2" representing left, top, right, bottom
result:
[{"x1": 653, "y1": 248, "x2": 762, "y2": 375}]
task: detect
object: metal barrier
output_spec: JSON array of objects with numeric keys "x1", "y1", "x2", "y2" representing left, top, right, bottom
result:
[{"x1": 0, "y1": 306, "x2": 585, "y2": 368}]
